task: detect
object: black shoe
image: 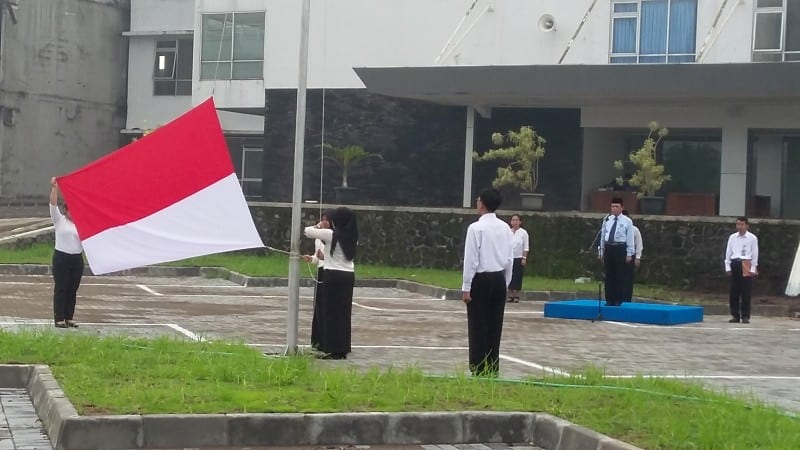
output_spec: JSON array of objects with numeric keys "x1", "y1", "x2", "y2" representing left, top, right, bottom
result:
[
  {"x1": 741, "y1": 318, "x2": 750, "y2": 324},
  {"x1": 54, "y1": 321, "x2": 67, "y2": 328},
  {"x1": 728, "y1": 318, "x2": 740, "y2": 323},
  {"x1": 66, "y1": 320, "x2": 79, "y2": 328}
]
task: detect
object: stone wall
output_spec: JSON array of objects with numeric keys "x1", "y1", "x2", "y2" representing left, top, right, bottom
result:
[{"x1": 252, "y1": 203, "x2": 800, "y2": 295}]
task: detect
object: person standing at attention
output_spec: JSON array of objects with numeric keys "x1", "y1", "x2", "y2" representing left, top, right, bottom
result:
[
  {"x1": 462, "y1": 188, "x2": 513, "y2": 376},
  {"x1": 302, "y1": 209, "x2": 333, "y2": 350},
  {"x1": 507, "y1": 214, "x2": 529, "y2": 303},
  {"x1": 597, "y1": 197, "x2": 634, "y2": 306},
  {"x1": 49, "y1": 177, "x2": 84, "y2": 328},
  {"x1": 724, "y1": 217, "x2": 759, "y2": 324},
  {"x1": 621, "y1": 209, "x2": 643, "y2": 302},
  {"x1": 304, "y1": 207, "x2": 358, "y2": 359}
]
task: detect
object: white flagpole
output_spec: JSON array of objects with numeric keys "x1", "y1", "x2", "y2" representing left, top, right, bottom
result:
[{"x1": 287, "y1": 0, "x2": 312, "y2": 354}]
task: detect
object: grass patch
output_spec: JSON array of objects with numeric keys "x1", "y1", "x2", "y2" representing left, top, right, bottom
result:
[
  {"x1": 0, "y1": 244, "x2": 706, "y2": 303},
  {"x1": 0, "y1": 330, "x2": 796, "y2": 450}
]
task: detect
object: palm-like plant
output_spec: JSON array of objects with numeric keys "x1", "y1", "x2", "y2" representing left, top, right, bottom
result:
[
  {"x1": 473, "y1": 126, "x2": 546, "y2": 192},
  {"x1": 614, "y1": 122, "x2": 671, "y2": 198},
  {"x1": 324, "y1": 145, "x2": 382, "y2": 188}
]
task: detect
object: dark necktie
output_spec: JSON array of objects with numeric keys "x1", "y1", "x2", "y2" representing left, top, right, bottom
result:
[{"x1": 608, "y1": 217, "x2": 618, "y2": 243}]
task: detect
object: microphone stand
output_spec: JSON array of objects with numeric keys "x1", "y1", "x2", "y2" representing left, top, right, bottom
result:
[{"x1": 589, "y1": 215, "x2": 610, "y2": 323}]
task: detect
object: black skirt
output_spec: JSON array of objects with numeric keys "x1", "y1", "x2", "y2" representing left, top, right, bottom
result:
[
  {"x1": 317, "y1": 269, "x2": 354, "y2": 355},
  {"x1": 509, "y1": 257, "x2": 524, "y2": 290}
]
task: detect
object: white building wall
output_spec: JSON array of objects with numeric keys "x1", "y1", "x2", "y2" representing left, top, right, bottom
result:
[
  {"x1": 131, "y1": 0, "x2": 195, "y2": 32},
  {"x1": 753, "y1": 135, "x2": 784, "y2": 216}
]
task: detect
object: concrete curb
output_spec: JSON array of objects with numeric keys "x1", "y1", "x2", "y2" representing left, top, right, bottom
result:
[{"x1": 0, "y1": 364, "x2": 644, "y2": 450}]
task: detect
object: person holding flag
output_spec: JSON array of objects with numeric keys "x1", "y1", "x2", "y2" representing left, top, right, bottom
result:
[{"x1": 49, "y1": 177, "x2": 84, "y2": 328}]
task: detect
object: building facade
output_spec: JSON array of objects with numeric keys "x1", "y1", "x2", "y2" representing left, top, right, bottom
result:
[
  {"x1": 0, "y1": 0, "x2": 130, "y2": 200},
  {"x1": 125, "y1": 0, "x2": 800, "y2": 217}
]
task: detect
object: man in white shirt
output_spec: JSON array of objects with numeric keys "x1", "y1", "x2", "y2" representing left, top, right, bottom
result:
[
  {"x1": 462, "y1": 188, "x2": 513, "y2": 376},
  {"x1": 724, "y1": 216, "x2": 759, "y2": 324},
  {"x1": 621, "y1": 210, "x2": 643, "y2": 302},
  {"x1": 597, "y1": 197, "x2": 635, "y2": 306}
]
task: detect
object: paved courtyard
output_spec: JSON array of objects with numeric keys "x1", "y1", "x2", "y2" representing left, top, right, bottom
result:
[{"x1": 1, "y1": 272, "x2": 799, "y2": 416}]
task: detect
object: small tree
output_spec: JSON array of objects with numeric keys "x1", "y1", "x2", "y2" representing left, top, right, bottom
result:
[
  {"x1": 473, "y1": 125, "x2": 546, "y2": 192},
  {"x1": 614, "y1": 122, "x2": 670, "y2": 198},
  {"x1": 324, "y1": 144, "x2": 382, "y2": 188}
]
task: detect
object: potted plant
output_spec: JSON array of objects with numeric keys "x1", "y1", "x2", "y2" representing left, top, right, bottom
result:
[
  {"x1": 473, "y1": 125, "x2": 547, "y2": 210},
  {"x1": 614, "y1": 122, "x2": 670, "y2": 215},
  {"x1": 324, "y1": 144, "x2": 382, "y2": 204}
]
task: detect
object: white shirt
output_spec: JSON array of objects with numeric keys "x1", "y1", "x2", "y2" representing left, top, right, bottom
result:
[
  {"x1": 50, "y1": 205, "x2": 83, "y2": 254},
  {"x1": 462, "y1": 213, "x2": 514, "y2": 292},
  {"x1": 598, "y1": 214, "x2": 635, "y2": 257},
  {"x1": 511, "y1": 227, "x2": 530, "y2": 258},
  {"x1": 633, "y1": 226, "x2": 643, "y2": 260},
  {"x1": 724, "y1": 231, "x2": 759, "y2": 273},
  {"x1": 310, "y1": 238, "x2": 325, "y2": 268},
  {"x1": 304, "y1": 226, "x2": 354, "y2": 272}
]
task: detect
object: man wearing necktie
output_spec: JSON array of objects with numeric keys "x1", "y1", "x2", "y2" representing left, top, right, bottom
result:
[
  {"x1": 724, "y1": 217, "x2": 759, "y2": 324},
  {"x1": 597, "y1": 197, "x2": 635, "y2": 306}
]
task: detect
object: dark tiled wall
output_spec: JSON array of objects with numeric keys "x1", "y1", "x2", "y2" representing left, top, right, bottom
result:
[{"x1": 260, "y1": 89, "x2": 582, "y2": 210}]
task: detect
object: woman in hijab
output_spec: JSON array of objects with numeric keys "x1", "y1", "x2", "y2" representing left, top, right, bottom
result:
[{"x1": 304, "y1": 207, "x2": 358, "y2": 359}]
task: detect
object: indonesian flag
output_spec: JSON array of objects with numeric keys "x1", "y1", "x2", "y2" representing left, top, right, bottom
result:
[{"x1": 57, "y1": 98, "x2": 264, "y2": 275}]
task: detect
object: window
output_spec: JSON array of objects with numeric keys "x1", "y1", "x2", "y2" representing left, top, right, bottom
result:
[
  {"x1": 153, "y1": 39, "x2": 193, "y2": 96},
  {"x1": 752, "y1": 0, "x2": 800, "y2": 61},
  {"x1": 240, "y1": 146, "x2": 263, "y2": 197},
  {"x1": 610, "y1": 0, "x2": 698, "y2": 63},
  {"x1": 200, "y1": 12, "x2": 265, "y2": 80}
]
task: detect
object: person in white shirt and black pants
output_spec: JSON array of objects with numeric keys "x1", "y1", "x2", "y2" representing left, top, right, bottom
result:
[
  {"x1": 507, "y1": 214, "x2": 529, "y2": 303},
  {"x1": 462, "y1": 188, "x2": 513, "y2": 376},
  {"x1": 304, "y1": 207, "x2": 358, "y2": 359},
  {"x1": 621, "y1": 210, "x2": 643, "y2": 302},
  {"x1": 724, "y1": 217, "x2": 759, "y2": 324},
  {"x1": 49, "y1": 177, "x2": 84, "y2": 329},
  {"x1": 597, "y1": 197, "x2": 635, "y2": 306},
  {"x1": 302, "y1": 209, "x2": 333, "y2": 350}
]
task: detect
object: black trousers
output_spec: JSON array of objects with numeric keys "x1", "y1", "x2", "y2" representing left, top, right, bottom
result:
[
  {"x1": 729, "y1": 259, "x2": 752, "y2": 320},
  {"x1": 467, "y1": 271, "x2": 507, "y2": 376},
  {"x1": 318, "y1": 269, "x2": 354, "y2": 357},
  {"x1": 310, "y1": 267, "x2": 325, "y2": 349},
  {"x1": 603, "y1": 245, "x2": 628, "y2": 306},
  {"x1": 52, "y1": 250, "x2": 84, "y2": 323},
  {"x1": 622, "y1": 259, "x2": 636, "y2": 302}
]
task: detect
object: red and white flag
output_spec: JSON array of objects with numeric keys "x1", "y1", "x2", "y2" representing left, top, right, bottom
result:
[{"x1": 57, "y1": 98, "x2": 264, "y2": 275}]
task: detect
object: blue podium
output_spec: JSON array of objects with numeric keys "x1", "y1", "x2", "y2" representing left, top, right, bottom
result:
[{"x1": 544, "y1": 299, "x2": 703, "y2": 325}]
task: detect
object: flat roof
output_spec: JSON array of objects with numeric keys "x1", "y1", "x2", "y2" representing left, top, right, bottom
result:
[{"x1": 354, "y1": 62, "x2": 800, "y2": 108}]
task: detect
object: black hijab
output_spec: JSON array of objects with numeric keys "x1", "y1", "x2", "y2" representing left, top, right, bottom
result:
[{"x1": 329, "y1": 207, "x2": 358, "y2": 261}]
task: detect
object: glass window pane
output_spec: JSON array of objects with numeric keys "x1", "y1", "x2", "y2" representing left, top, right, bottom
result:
[
  {"x1": 639, "y1": 55, "x2": 667, "y2": 63},
  {"x1": 613, "y1": 2, "x2": 638, "y2": 13},
  {"x1": 757, "y1": 0, "x2": 783, "y2": 8},
  {"x1": 153, "y1": 80, "x2": 176, "y2": 96},
  {"x1": 754, "y1": 12, "x2": 783, "y2": 50},
  {"x1": 243, "y1": 150, "x2": 263, "y2": 178},
  {"x1": 232, "y1": 61, "x2": 263, "y2": 79},
  {"x1": 176, "y1": 39, "x2": 193, "y2": 79},
  {"x1": 233, "y1": 12, "x2": 266, "y2": 61},
  {"x1": 156, "y1": 40, "x2": 177, "y2": 49},
  {"x1": 668, "y1": 0, "x2": 697, "y2": 54},
  {"x1": 786, "y1": 52, "x2": 800, "y2": 60},
  {"x1": 667, "y1": 54, "x2": 696, "y2": 63},
  {"x1": 153, "y1": 51, "x2": 176, "y2": 79},
  {"x1": 752, "y1": 51, "x2": 783, "y2": 61},
  {"x1": 786, "y1": 0, "x2": 800, "y2": 50},
  {"x1": 175, "y1": 80, "x2": 192, "y2": 96},
  {"x1": 640, "y1": 0, "x2": 668, "y2": 54},
  {"x1": 241, "y1": 180, "x2": 262, "y2": 198},
  {"x1": 201, "y1": 14, "x2": 233, "y2": 61},
  {"x1": 662, "y1": 141, "x2": 721, "y2": 194},
  {"x1": 610, "y1": 56, "x2": 637, "y2": 63},
  {"x1": 612, "y1": 18, "x2": 636, "y2": 53},
  {"x1": 200, "y1": 61, "x2": 232, "y2": 80}
]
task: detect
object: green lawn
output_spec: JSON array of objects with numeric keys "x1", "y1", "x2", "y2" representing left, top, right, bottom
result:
[{"x1": 1, "y1": 330, "x2": 796, "y2": 450}]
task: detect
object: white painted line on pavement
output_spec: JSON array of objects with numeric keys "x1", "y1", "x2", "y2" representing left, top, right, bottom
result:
[
  {"x1": 136, "y1": 284, "x2": 163, "y2": 296},
  {"x1": 165, "y1": 324, "x2": 205, "y2": 342},
  {"x1": 352, "y1": 301, "x2": 542, "y2": 315},
  {"x1": 499, "y1": 354, "x2": 571, "y2": 376},
  {"x1": 0, "y1": 321, "x2": 179, "y2": 327},
  {"x1": 607, "y1": 375, "x2": 800, "y2": 380},
  {"x1": 604, "y1": 321, "x2": 640, "y2": 328},
  {"x1": 247, "y1": 343, "x2": 470, "y2": 350}
]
